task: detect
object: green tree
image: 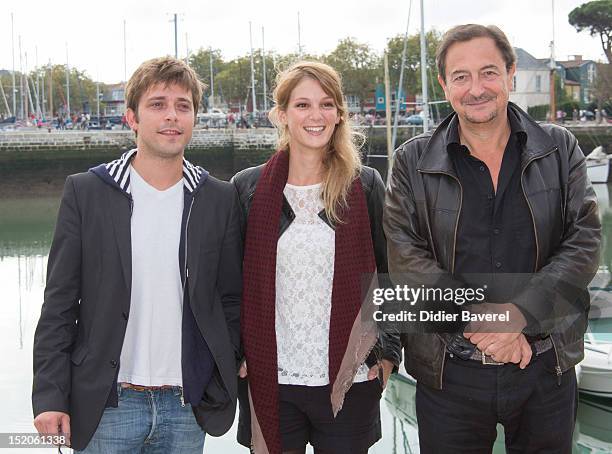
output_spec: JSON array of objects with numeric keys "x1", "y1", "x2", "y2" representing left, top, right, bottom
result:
[
  {"x1": 592, "y1": 63, "x2": 612, "y2": 121},
  {"x1": 25, "y1": 65, "x2": 98, "y2": 117},
  {"x1": 0, "y1": 72, "x2": 15, "y2": 118},
  {"x1": 214, "y1": 56, "x2": 252, "y2": 109},
  {"x1": 0, "y1": 66, "x2": 97, "y2": 119},
  {"x1": 593, "y1": 63, "x2": 612, "y2": 106},
  {"x1": 569, "y1": 0, "x2": 612, "y2": 63},
  {"x1": 384, "y1": 30, "x2": 450, "y2": 121},
  {"x1": 189, "y1": 48, "x2": 224, "y2": 110},
  {"x1": 325, "y1": 37, "x2": 380, "y2": 113}
]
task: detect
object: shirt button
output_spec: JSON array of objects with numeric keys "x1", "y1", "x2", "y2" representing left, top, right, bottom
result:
[
  {"x1": 479, "y1": 166, "x2": 485, "y2": 172},
  {"x1": 493, "y1": 228, "x2": 500, "y2": 235},
  {"x1": 110, "y1": 360, "x2": 118, "y2": 368},
  {"x1": 495, "y1": 262, "x2": 502, "y2": 269}
]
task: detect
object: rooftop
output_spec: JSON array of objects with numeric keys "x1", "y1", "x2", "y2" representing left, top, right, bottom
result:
[{"x1": 514, "y1": 48, "x2": 550, "y2": 71}]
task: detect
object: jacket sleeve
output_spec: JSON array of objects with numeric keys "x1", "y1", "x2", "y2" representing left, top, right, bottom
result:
[
  {"x1": 367, "y1": 168, "x2": 401, "y2": 369},
  {"x1": 217, "y1": 187, "x2": 244, "y2": 366},
  {"x1": 32, "y1": 176, "x2": 81, "y2": 417},
  {"x1": 511, "y1": 131, "x2": 601, "y2": 334},
  {"x1": 229, "y1": 172, "x2": 250, "y2": 246},
  {"x1": 384, "y1": 146, "x2": 466, "y2": 290}
]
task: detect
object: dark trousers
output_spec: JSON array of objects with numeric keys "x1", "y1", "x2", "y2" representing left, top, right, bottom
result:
[{"x1": 415, "y1": 350, "x2": 577, "y2": 454}]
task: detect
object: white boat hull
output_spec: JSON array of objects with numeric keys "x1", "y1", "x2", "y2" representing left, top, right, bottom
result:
[
  {"x1": 587, "y1": 161, "x2": 611, "y2": 184},
  {"x1": 579, "y1": 343, "x2": 612, "y2": 398}
]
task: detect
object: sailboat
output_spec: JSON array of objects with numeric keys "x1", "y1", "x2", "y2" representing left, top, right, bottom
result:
[{"x1": 586, "y1": 146, "x2": 612, "y2": 184}]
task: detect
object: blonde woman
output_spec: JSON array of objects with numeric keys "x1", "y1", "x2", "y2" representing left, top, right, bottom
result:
[{"x1": 232, "y1": 61, "x2": 400, "y2": 454}]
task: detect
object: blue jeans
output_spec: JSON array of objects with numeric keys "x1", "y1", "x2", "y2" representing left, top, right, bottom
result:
[{"x1": 77, "y1": 385, "x2": 205, "y2": 454}]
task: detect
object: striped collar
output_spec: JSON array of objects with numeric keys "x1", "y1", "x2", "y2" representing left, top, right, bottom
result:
[{"x1": 105, "y1": 148, "x2": 206, "y2": 195}]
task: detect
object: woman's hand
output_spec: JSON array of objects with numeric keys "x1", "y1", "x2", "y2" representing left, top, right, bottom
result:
[
  {"x1": 238, "y1": 360, "x2": 247, "y2": 378},
  {"x1": 367, "y1": 359, "x2": 394, "y2": 389}
]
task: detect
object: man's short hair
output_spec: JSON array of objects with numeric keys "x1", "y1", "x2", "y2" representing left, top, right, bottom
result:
[
  {"x1": 436, "y1": 24, "x2": 517, "y2": 82},
  {"x1": 125, "y1": 56, "x2": 205, "y2": 119}
]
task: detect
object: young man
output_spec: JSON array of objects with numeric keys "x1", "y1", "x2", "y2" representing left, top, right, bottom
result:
[
  {"x1": 32, "y1": 57, "x2": 242, "y2": 452},
  {"x1": 384, "y1": 25, "x2": 601, "y2": 453}
]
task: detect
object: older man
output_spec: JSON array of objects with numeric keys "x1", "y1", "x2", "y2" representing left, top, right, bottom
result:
[{"x1": 384, "y1": 24, "x2": 600, "y2": 453}]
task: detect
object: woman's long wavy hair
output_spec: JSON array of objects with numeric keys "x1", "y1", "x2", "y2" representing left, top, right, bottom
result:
[{"x1": 268, "y1": 61, "x2": 363, "y2": 224}]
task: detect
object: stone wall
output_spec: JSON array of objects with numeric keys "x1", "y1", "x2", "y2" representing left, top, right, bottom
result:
[
  {"x1": 0, "y1": 124, "x2": 609, "y2": 154},
  {"x1": 0, "y1": 128, "x2": 278, "y2": 153}
]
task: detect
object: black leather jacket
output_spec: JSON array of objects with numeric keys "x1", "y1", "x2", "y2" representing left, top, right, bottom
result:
[
  {"x1": 232, "y1": 163, "x2": 402, "y2": 369},
  {"x1": 384, "y1": 103, "x2": 601, "y2": 390}
]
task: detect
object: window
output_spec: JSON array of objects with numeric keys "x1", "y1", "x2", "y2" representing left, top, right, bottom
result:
[
  {"x1": 346, "y1": 95, "x2": 360, "y2": 109},
  {"x1": 587, "y1": 64, "x2": 596, "y2": 84},
  {"x1": 111, "y1": 90, "x2": 124, "y2": 101},
  {"x1": 535, "y1": 75, "x2": 541, "y2": 92}
]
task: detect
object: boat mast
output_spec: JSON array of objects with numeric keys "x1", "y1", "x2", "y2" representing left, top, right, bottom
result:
[
  {"x1": 209, "y1": 47, "x2": 215, "y2": 110},
  {"x1": 392, "y1": 0, "x2": 413, "y2": 150},
  {"x1": 249, "y1": 21, "x2": 257, "y2": 113},
  {"x1": 549, "y1": 0, "x2": 556, "y2": 122},
  {"x1": 419, "y1": 0, "x2": 429, "y2": 132},
  {"x1": 123, "y1": 20, "x2": 127, "y2": 83},
  {"x1": 19, "y1": 35, "x2": 23, "y2": 119},
  {"x1": 384, "y1": 52, "x2": 393, "y2": 182},
  {"x1": 11, "y1": 12, "x2": 16, "y2": 118},
  {"x1": 173, "y1": 14, "x2": 178, "y2": 59},
  {"x1": 262, "y1": 26, "x2": 268, "y2": 111},
  {"x1": 65, "y1": 43, "x2": 70, "y2": 116},
  {"x1": 297, "y1": 12, "x2": 302, "y2": 57},
  {"x1": 0, "y1": 80, "x2": 10, "y2": 117}
]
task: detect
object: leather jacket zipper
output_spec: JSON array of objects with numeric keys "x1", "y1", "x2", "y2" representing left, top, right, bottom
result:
[
  {"x1": 418, "y1": 169, "x2": 463, "y2": 389},
  {"x1": 417, "y1": 170, "x2": 464, "y2": 274},
  {"x1": 520, "y1": 146, "x2": 562, "y2": 382}
]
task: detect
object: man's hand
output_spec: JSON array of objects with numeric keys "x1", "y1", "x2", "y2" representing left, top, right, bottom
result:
[
  {"x1": 484, "y1": 333, "x2": 533, "y2": 369},
  {"x1": 464, "y1": 331, "x2": 521, "y2": 357},
  {"x1": 238, "y1": 360, "x2": 247, "y2": 378},
  {"x1": 33, "y1": 412, "x2": 70, "y2": 446},
  {"x1": 464, "y1": 302, "x2": 527, "y2": 351},
  {"x1": 367, "y1": 359, "x2": 394, "y2": 389},
  {"x1": 463, "y1": 303, "x2": 532, "y2": 368}
]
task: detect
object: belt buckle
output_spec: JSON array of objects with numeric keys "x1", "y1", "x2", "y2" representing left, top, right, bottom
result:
[{"x1": 482, "y1": 354, "x2": 503, "y2": 366}]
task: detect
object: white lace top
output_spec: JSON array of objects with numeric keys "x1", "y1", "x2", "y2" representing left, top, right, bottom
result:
[{"x1": 275, "y1": 183, "x2": 370, "y2": 386}]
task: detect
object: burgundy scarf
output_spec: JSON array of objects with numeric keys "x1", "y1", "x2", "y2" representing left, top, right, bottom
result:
[{"x1": 242, "y1": 150, "x2": 378, "y2": 454}]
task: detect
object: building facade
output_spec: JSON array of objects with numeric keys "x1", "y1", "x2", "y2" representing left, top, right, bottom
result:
[
  {"x1": 102, "y1": 83, "x2": 125, "y2": 116},
  {"x1": 510, "y1": 48, "x2": 551, "y2": 110},
  {"x1": 556, "y1": 55, "x2": 597, "y2": 105}
]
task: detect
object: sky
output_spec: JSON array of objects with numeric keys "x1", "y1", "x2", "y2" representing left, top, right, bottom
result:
[{"x1": 0, "y1": 0, "x2": 607, "y2": 84}]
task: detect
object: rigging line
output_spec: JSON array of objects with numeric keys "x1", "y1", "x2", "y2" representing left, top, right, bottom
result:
[{"x1": 392, "y1": 0, "x2": 413, "y2": 151}]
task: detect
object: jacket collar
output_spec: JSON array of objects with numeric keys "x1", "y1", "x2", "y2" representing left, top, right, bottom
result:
[
  {"x1": 417, "y1": 102, "x2": 556, "y2": 174},
  {"x1": 90, "y1": 148, "x2": 209, "y2": 195}
]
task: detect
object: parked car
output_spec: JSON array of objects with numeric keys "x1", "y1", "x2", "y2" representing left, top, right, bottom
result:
[{"x1": 405, "y1": 114, "x2": 424, "y2": 125}]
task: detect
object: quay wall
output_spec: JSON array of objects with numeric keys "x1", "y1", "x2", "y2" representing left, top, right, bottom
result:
[
  {"x1": 1, "y1": 124, "x2": 607, "y2": 154},
  {"x1": 0, "y1": 129, "x2": 278, "y2": 153},
  {"x1": 0, "y1": 125, "x2": 610, "y2": 195},
  {"x1": 0, "y1": 129, "x2": 279, "y2": 193}
]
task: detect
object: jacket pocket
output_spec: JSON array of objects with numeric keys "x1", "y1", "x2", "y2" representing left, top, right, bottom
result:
[{"x1": 199, "y1": 368, "x2": 229, "y2": 410}]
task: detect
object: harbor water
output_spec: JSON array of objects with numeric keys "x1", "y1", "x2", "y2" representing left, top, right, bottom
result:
[{"x1": 1, "y1": 159, "x2": 611, "y2": 453}]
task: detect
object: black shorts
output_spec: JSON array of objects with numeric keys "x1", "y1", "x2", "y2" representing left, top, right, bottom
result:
[{"x1": 278, "y1": 379, "x2": 382, "y2": 453}]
